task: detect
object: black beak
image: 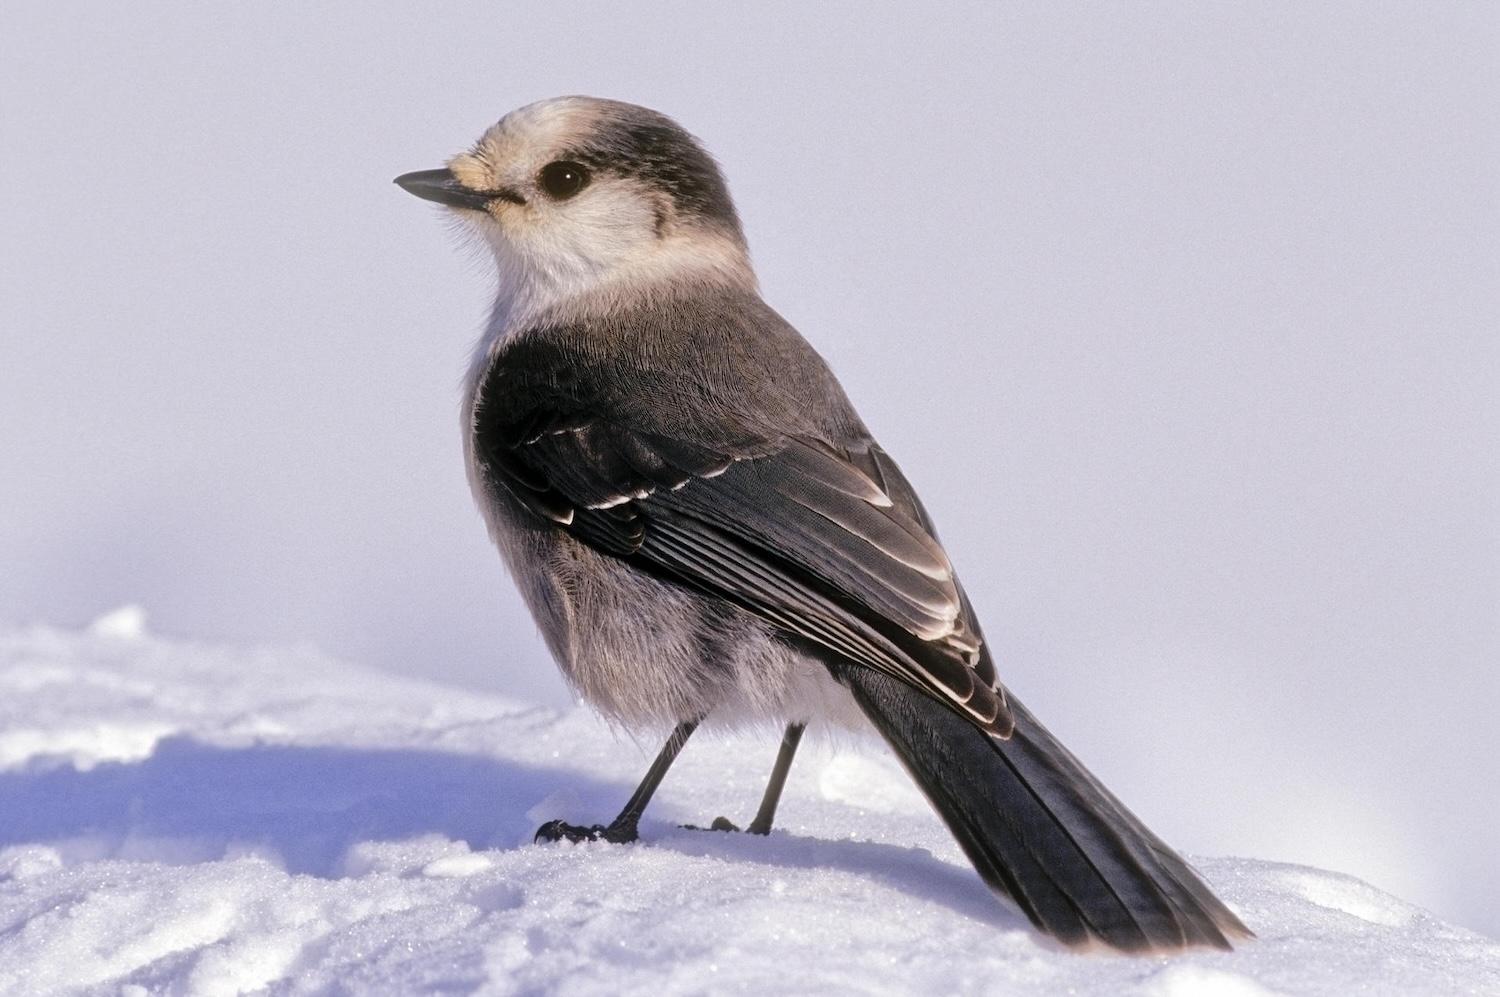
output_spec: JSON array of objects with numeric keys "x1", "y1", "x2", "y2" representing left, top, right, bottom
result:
[{"x1": 394, "y1": 168, "x2": 515, "y2": 210}]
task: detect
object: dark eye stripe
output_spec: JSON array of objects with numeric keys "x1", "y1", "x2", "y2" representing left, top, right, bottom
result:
[{"x1": 538, "y1": 161, "x2": 590, "y2": 201}]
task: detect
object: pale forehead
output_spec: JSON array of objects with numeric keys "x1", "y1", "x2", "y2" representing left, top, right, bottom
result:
[{"x1": 470, "y1": 97, "x2": 611, "y2": 167}]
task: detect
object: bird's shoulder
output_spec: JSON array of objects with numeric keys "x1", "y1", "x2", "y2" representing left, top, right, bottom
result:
[
  {"x1": 470, "y1": 286, "x2": 943, "y2": 550},
  {"x1": 477, "y1": 288, "x2": 867, "y2": 450}
]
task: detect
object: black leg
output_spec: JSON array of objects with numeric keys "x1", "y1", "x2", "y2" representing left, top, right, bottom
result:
[
  {"x1": 703, "y1": 722, "x2": 807, "y2": 835},
  {"x1": 746, "y1": 722, "x2": 805, "y2": 834},
  {"x1": 535, "y1": 719, "x2": 699, "y2": 844}
]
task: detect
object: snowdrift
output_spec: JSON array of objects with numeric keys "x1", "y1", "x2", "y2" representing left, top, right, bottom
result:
[{"x1": 0, "y1": 610, "x2": 1494, "y2": 995}]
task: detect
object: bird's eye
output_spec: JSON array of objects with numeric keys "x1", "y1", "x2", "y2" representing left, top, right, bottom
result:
[{"x1": 538, "y1": 161, "x2": 590, "y2": 201}]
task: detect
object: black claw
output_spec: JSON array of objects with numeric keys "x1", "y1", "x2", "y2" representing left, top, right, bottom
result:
[
  {"x1": 679, "y1": 816, "x2": 745, "y2": 833},
  {"x1": 534, "y1": 819, "x2": 639, "y2": 844},
  {"x1": 534, "y1": 819, "x2": 595, "y2": 843}
]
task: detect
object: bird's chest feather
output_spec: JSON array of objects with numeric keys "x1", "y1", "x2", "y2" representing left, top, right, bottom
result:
[
  {"x1": 481, "y1": 489, "x2": 753, "y2": 727},
  {"x1": 465, "y1": 362, "x2": 738, "y2": 729}
]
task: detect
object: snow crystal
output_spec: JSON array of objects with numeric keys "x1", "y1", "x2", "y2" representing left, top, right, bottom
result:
[{"x1": 0, "y1": 621, "x2": 1496, "y2": 995}]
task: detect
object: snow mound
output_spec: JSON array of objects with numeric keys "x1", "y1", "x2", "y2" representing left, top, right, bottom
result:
[{"x1": 0, "y1": 615, "x2": 1495, "y2": 995}]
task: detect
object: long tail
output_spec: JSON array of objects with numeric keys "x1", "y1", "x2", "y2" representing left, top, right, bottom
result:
[{"x1": 836, "y1": 665, "x2": 1252, "y2": 951}]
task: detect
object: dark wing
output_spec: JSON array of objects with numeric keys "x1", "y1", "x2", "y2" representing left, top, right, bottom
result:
[{"x1": 477, "y1": 406, "x2": 1014, "y2": 737}]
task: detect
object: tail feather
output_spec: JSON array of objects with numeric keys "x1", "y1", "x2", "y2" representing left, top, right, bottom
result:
[{"x1": 837, "y1": 664, "x2": 1252, "y2": 951}]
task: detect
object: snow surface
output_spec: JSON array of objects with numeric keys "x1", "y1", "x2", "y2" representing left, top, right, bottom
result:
[{"x1": 0, "y1": 611, "x2": 1495, "y2": 996}]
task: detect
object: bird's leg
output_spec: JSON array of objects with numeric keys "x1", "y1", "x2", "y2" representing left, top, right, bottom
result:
[
  {"x1": 746, "y1": 722, "x2": 806, "y2": 834},
  {"x1": 535, "y1": 719, "x2": 699, "y2": 844},
  {"x1": 706, "y1": 722, "x2": 806, "y2": 835}
]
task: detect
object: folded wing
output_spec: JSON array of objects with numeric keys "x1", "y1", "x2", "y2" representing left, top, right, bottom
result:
[{"x1": 475, "y1": 407, "x2": 1012, "y2": 736}]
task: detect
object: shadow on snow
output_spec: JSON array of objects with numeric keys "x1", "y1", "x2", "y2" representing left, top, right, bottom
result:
[
  {"x1": 0, "y1": 736, "x2": 1021, "y2": 928},
  {"x1": 0, "y1": 737, "x2": 614, "y2": 877}
]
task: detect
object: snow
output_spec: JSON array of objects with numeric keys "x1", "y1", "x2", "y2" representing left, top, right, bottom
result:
[{"x1": 0, "y1": 612, "x2": 1495, "y2": 996}]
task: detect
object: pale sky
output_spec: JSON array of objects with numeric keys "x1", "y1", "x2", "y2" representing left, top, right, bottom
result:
[{"x1": 2, "y1": 3, "x2": 1496, "y2": 936}]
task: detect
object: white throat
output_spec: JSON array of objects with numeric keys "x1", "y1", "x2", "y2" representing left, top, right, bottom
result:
[{"x1": 462, "y1": 226, "x2": 754, "y2": 394}]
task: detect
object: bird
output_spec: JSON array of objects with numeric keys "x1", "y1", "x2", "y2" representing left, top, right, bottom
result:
[{"x1": 395, "y1": 95, "x2": 1251, "y2": 952}]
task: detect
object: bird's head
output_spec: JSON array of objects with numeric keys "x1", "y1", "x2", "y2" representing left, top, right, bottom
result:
[{"x1": 397, "y1": 96, "x2": 753, "y2": 320}]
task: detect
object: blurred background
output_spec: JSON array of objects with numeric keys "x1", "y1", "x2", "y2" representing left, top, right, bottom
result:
[{"x1": 1, "y1": 2, "x2": 1495, "y2": 937}]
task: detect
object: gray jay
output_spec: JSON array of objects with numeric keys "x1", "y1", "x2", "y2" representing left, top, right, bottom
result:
[{"x1": 396, "y1": 96, "x2": 1250, "y2": 952}]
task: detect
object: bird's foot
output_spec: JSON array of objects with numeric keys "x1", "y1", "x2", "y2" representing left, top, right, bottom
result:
[
  {"x1": 534, "y1": 818, "x2": 639, "y2": 844},
  {"x1": 680, "y1": 815, "x2": 773, "y2": 834}
]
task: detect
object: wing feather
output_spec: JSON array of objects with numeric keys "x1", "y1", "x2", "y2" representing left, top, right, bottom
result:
[{"x1": 475, "y1": 405, "x2": 1012, "y2": 736}]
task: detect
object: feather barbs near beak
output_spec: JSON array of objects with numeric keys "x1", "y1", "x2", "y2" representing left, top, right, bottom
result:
[{"x1": 394, "y1": 169, "x2": 526, "y2": 209}]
